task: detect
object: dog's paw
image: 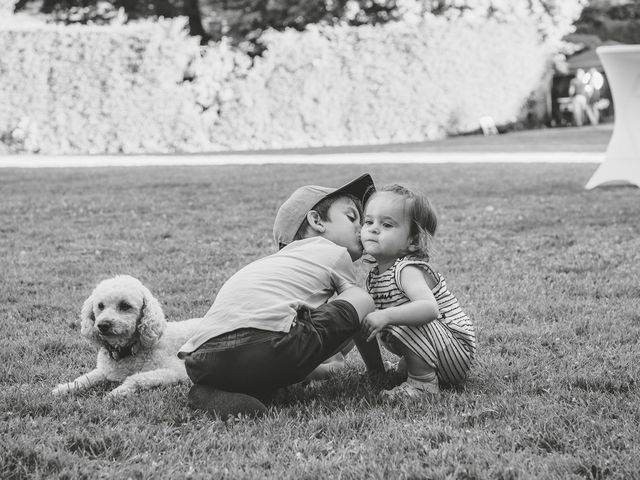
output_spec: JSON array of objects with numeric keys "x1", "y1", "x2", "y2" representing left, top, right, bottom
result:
[
  {"x1": 106, "y1": 385, "x2": 134, "y2": 398},
  {"x1": 52, "y1": 383, "x2": 72, "y2": 396}
]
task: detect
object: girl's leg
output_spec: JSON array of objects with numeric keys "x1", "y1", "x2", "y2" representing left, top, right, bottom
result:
[
  {"x1": 403, "y1": 348, "x2": 438, "y2": 391},
  {"x1": 403, "y1": 347, "x2": 432, "y2": 377},
  {"x1": 385, "y1": 321, "x2": 475, "y2": 386},
  {"x1": 383, "y1": 346, "x2": 439, "y2": 399}
]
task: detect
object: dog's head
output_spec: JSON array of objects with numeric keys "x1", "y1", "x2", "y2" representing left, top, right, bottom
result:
[{"x1": 80, "y1": 275, "x2": 166, "y2": 354}]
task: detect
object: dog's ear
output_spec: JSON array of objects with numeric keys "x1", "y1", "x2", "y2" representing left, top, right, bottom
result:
[
  {"x1": 80, "y1": 293, "x2": 99, "y2": 342},
  {"x1": 137, "y1": 284, "x2": 166, "y2": 349}
]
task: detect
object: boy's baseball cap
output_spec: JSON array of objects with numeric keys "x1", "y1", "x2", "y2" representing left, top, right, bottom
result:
[{"x1": 273, "y1": 173, "x2": 375, "y2": 248}]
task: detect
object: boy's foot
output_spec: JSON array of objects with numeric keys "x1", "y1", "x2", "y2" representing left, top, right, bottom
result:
[
  {"x1": 381, "y1": 375, "x2": 439, "y2": 400},
  {"x1": 304, "y1": 352, "x2": 347, "y2": 382},
  {"x1": 188, "y1": 384, "x2": 268, "y2": 419}
]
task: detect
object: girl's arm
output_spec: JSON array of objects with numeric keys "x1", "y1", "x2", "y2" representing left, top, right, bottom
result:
[{"x1": 363, "y1": 265, "x2": 439, "y2": 341}]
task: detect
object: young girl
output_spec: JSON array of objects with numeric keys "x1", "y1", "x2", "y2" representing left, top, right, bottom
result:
[{"x1": 360, "y1": 184, "x2": 475, "y2": 399}]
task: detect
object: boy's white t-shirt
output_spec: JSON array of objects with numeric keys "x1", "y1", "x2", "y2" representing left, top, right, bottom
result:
[{"x1": 178, "y1": 237, "x2": 358, "y2": 357}]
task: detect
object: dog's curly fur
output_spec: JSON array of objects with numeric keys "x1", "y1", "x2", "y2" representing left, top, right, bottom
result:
[{"x1": 52, "y1": 275, "x2": 201, "y2": 397}]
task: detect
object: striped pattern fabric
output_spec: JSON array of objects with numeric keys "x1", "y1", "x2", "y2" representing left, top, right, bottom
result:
[{"x1": 366, "y1": 257, "x2": 476, "y2": 385}]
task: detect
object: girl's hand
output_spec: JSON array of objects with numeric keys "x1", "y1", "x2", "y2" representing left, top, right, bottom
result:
[{"x1": 362, "y1": 310, "x2": 391, "y2": 342}]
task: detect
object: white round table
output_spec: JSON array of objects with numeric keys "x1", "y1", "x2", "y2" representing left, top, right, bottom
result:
[{"x1": 586, "y1": 45, "x2": 640, "y2": 189}]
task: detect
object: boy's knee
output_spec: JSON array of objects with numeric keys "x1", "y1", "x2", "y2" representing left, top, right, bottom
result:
[{"x1": 336, "y1": 287, "x2": 374, "y2": 321}]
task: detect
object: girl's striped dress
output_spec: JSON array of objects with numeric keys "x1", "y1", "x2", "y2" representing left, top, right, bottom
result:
[{"x1": 366, "y1": 257, "x2": 476, "y2": 385}]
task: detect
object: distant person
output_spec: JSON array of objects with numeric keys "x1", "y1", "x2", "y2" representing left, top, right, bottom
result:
[
  {"x1": 360, "y1": 184, "x2": 476, "y2": 399},
  {"x1": 585, "y1": 67, "x2": 604, "y2": 125},
  {"x1": 570, "y1": 68, "x2": 599, "y2": 126},
  {"x1": 569, "y1": 68, "x2": 589, "y2": 126},
  {"x1": 179, "y1": 174, "x2": 384, "y2": 418}
]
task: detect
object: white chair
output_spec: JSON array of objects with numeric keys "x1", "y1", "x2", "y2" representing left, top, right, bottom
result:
[
  {"x1": 586, "y1": 45, "x2": 640, "y2": 189},
  {"x1": 479, "y1": 116, "x2": 498, "y2": 136}
]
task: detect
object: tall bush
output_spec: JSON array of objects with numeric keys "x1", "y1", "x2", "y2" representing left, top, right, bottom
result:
[
  {"x1": 0, "y1": 19, "x2": 208, "y2": 154},
  {"x1": 575, "y1": 1, "x2": 640, "y2": 44},
  {"x1": 1, "y1": 14, "x2": 553, "y2": 154},
  {"x1": 194, "y1": 17, "x2": 550, "y2": 150},
  {"x1": 1, "y1": 0, "x2": 16, "y2": 16},
  {"x1": 397, "y1": 0, "x2": 587, "y2": 46}
]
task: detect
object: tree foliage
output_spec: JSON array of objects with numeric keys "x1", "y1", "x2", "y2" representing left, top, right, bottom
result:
[
  {"x1": 18, "y1": 0, "x2": 588, "y2": 53},
  {"x1": 399, "y1": 0, "x2": 587, "y2": 44},
  {"x1": 1, "y1": 0, "x2": 17, "y2": 16},
  {"x1": 190, "y1": 0, "x2": 587, "y2": 49},
  {"x1": 574, "y1": 1, "x2": 640, "y2": 44},
  {"x1": 192, "y1": 0, "x2": 398, "y2": 50}
]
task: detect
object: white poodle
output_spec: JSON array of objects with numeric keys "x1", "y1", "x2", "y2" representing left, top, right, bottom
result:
[{"x1": 52, "y1": 275, "x2": 201, "y2": 397}]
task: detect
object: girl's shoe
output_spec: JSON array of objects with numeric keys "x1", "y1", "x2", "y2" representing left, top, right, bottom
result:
[{"x1": 381, "y1": 375, "x2": 439, "y2": 400}]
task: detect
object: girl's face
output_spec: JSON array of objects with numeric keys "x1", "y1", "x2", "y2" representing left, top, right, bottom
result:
[{"x1": 361, "y1": 192, "x2": 414, "y2": 270}]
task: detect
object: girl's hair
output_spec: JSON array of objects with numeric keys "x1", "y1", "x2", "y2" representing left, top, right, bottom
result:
[{"x1": 379, "y1": 184, "x2": 437, "y2": 261}]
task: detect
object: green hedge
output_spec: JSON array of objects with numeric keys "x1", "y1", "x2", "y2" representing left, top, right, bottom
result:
[
  {"x1": 0, "y1": 18, "x2": 207, "y2": 154},
  {"x1": 0, "y1": 0, "x2": 16, "y2": 16},
  {"x1": 201, "y1": 17, "x2": 550, "y2": 150},
  {"x1": 1, "y1": 16, "x2": 551, "y2": 154}
]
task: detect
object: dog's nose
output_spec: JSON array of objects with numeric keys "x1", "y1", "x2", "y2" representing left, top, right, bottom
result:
[{"x1": 97, "y1": 321, "x2": 113, "y2": 334}]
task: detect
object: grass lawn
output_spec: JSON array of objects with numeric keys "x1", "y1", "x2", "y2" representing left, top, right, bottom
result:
[{"x1": 1, "y1": 162, "x2": 639, "y2": 479}]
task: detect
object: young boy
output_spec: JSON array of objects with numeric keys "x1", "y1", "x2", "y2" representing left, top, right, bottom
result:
[{"x1": 179, "y1": 174, "x2": 384, "y2": 418}]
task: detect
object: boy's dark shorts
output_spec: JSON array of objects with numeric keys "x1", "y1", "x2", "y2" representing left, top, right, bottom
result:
[{"x1": 183, "y1": 299, "x2": 360, "y2": 396}]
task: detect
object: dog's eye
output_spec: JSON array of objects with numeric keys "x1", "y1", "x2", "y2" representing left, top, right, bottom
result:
[
  {"x1": 97, "y1": 302, "x2": 104, "y2": 311},
  {"x1": 118, "y1": 301, "x2": 132, "y2": 312}
]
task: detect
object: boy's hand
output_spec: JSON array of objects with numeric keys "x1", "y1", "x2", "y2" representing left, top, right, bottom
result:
[{"x1": 362, "y1": 310, "x2": 391, "y2": 342}]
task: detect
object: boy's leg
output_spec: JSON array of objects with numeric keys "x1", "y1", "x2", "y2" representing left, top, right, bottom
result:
[
  {"x1": 184, "y1": 299, "x2": 363, "y2": 398},
  {"x1": 184, "y1": 330, "x2": 276, "y2": 418},
  {"x1": 185, "y1": 291, "x2": 382, "y2": 406},
  {"x1": 306, "y1": 338, "x2": 356, "y2": 381},
  {"x1": 353, "y1": 333, "x2": 385, "y2": 374},
  {"x1": 326, "y1": 287, "x2": 385, "y2": 374},
  {"x1": 335, "y1": 286, "x2": 375, "y2": 321},
  {"x1": 306, "y1": 287, "x2": 384, "y2": 380},
  {"x1": 187, "y1": 384, "x2": 268, "y2": 419},
  {"x1": 289, "y1": 290, "x2": 381, "y2": 381},
  {"x1": 334, "y1": 287, "x2": 385, "y2": 374},
  {"x1": 183, "y1": 328, "x2": 307, "y2": 395},
  {"x1": 304, "y1": 352, "x2": 347, "y2": 381},
  {"x1": 378, "y1": 332, "x2": 407, "y2": 376}
]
